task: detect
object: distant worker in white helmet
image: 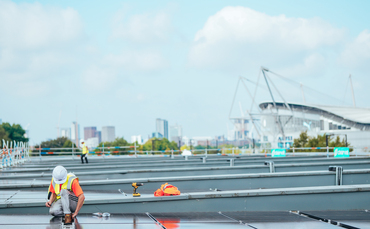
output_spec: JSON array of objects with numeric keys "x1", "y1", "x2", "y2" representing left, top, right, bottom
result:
[
  {"x1": 45, "y1": 166, "x2": 85, "y2": 224},
  {"x1": 80, "y1": 139, "x2": 88, "y2": 164}
]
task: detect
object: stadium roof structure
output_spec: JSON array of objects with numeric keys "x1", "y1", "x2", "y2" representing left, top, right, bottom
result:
[{"x1": 259, "y1": 102, "x2": 370, "y2": 131}]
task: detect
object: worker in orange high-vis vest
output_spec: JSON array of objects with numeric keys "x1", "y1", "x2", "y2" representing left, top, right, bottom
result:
[{"x1": 45, "y1": 166, "x2": 85, "y2": 225}]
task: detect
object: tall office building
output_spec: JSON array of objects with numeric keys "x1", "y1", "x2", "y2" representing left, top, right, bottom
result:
[
  {"x1": 170, "y1": 124, "x2": 182, "y2": 142},
  {"x1": 60, "y1": 128, "x2": 71, "y2": 139},
  {"x1": 71, "y1": 122, "x2": 80, "y2": 146},
  {"x1": 102, "y1": 126, "x2": 115, "y2": 142},
  {"x1": 131, "y1": 135, "x2": 143, "y2": 144},
  {"x1": 156, "y1": 118, "x2": 168, "y2": 139},
  {"x1": 84, "y1": 127, "x2": 97, "y2": 140},
  {"x1": 96, "y1": 131, "x2": 101, "y2": 143}
]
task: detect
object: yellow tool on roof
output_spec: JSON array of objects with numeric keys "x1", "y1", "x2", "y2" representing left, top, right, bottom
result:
[{"x1": 132, "y1": 182, "x2": 144, "y2": 197}]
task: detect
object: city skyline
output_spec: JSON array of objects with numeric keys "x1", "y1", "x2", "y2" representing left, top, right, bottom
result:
[{"x1": 46, "y1": 119, "x2": 206, "y2": 146}]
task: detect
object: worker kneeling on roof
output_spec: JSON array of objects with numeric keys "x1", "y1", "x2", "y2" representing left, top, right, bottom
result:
[{"x1": 45, "y1": 165, "x2": 85, "y2": 224}]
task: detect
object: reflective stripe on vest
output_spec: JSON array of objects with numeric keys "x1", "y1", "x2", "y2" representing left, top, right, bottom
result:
[
  {"x1": 162, "y1": 184, "x2": 171, "y2": 190},
  {"x1": 51, "y1": 173, "x2": 78, "y2": 200}
]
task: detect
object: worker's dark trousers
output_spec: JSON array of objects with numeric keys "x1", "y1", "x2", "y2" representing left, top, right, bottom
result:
[{"x1": 81, "y1": 154, "x2": 88, "y2": 164}]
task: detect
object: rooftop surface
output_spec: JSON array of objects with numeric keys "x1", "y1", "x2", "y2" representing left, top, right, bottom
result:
[
  {"x1": 2, "y1": 211, "x2": 370, "y2": 229},
  {"x1": 2, "y1": 155, "x2": 370, "y2": 228}
]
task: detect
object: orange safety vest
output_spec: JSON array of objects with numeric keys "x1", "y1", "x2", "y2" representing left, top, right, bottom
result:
[{"x1": 154, "y1": 183, "x2": 181, "y2": 196}]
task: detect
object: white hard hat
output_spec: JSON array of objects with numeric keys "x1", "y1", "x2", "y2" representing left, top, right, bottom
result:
[
  {"x1": 52, "y1": 165, "x2": 67, "y2": 184},
  {"x1": 80, "y1": 139, "x2": 84, "y2": 143}
]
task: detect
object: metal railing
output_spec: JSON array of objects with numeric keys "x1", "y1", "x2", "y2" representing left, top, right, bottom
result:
[
  {"x1": 29, "y1": 145, "x2": 136, "y2": 158},
  {"x1": 25, "y1": 144, "x2": 367, "y2": 159},
  {"x1": 1, "y1": 140, "x2": 30, "y2": 168}
]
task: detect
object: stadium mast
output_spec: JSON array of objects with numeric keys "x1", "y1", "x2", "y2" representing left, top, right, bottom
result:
[{"x1": 349, "y1": 74, "x2": 356, "y2": 107}]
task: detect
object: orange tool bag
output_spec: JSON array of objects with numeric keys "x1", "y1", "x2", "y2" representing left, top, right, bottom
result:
[{"x1": 154, "y1": 183, "x2": 181, "y2": 196}]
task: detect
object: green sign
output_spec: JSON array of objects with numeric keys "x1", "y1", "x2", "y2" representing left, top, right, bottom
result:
[
  {"x1": 334, "y1": 147, "x2": 350, "y2": 157},
  {"x1": 271, "y1": 149, "x2": 286, "y2": 157}
]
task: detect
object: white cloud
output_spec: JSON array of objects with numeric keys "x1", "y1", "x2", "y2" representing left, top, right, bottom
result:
[
  {"x1": 0, "y1": 0, "x2": 83, "y2": 50},
  {"x1": 104, "y1": 50, "x2": 168, "y2": 72},
  {"x1": 340, "y1": 29, "x2": 370, "y2": 69},
  {"x1": 111, "y1": 10, "x2": 171, "y2": 43},
  {"x1": 189, "y1": 6, "x2": 344, "y2": 71},
  {"x1": 81, "y1": 50, "x2": 168, "y2": 92},
  {"x1": 82, "y1": 66, "x2": 117, "y2": 91},
  {"x1": 278, "y1": 53, "x2": 327, "y2": 78},
  {"x1": 0, "y1": 0, "x2": 85, "y2": 97}
]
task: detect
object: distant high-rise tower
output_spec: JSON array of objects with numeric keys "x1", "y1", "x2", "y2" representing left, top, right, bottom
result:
[
  {"x1": 96, "y1": 131, "x2": 101, "y2": 143},
  {"x1": 102, "y1": 126, "x2": 115, "y2": 142},
  {"x1": 84, "y1": 127, "x2": 97, "y2": 140},
  {"x1": 71, "y1": 122, "x2": 80, "y2": 146},
  {"x1": 60, "y1": 128, "x2": 71, "y2": 139},
  {"x1": 156, "y1": 118, "x2": 168, "y2": 139},
  {"x1": 170, "y1": 124, "x2": 182, "y2": 142},
  {"x1": 131, "y1": 135, "x2": 143, "y2": 144}
]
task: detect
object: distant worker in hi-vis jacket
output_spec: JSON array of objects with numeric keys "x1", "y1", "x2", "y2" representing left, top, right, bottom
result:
[
  {"x1": 80, "y1": 140, "x2": 88, "y2": 164},
  {"x1": 45, "y1": 166, "x2": 85, "y2": 224}
]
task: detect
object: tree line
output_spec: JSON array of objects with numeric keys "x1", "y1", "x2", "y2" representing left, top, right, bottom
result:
[
  {"x1": 291, "y1": 131, "x2": 350, "y2": 152},
  {"x1": 35, "y1": 136, "x2": 180, "y2": 151},
  {"x1": 34, "y1": 137, "x2": 76, "y2": 149},
  {"x1": 0, "y1": 122, "x2": 28, "y2": 147},
  {"x1": 96, "y1": 137, "x2": 179, "y2": 152}
]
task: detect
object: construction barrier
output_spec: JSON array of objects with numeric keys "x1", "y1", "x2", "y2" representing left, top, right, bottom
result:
[{"x1": 1, "y1": 140, "x2": 29, "y2": 169}]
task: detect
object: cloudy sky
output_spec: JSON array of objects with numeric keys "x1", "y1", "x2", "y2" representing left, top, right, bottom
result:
[{"x1": 1, "y1": 0, "x2": 370, "y2": 144}]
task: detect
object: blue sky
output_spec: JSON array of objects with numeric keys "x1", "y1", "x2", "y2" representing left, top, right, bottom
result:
[{"x1": 1, "y1": 0, "x2": 370, "y2": 144}]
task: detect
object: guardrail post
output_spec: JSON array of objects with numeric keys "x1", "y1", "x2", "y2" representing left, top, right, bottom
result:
[
  {"x1": 134, "y1": 142, "x2": 137, "y2": 157},
  {"x1": 18, "y1": 142, "x2": 21, "y2": 164},
  {"x1": 27, "y1": 143, "x2": 30, "y2": 161},
  {"x1": 2, "y1": 140, "x2": 7, "y2": 167},
  {"x1": 201, "y1": 157, "x2": 206, "y2": 163},
  {"x1": 205, "y1": 147, "x2": 207, "y2": 157},
  {"x1": 326, "y1": 146, "x2": 329, "y2": 158},
  {"x1": 0, "y1": 148, "x2": 3, "y2": 169},
  {"x1": 264, "y1": 161, "x2": 275, "y2": 173},
  {"x1": 72, "y1": 142, "x2": 74, "y2": 160},
  {"x1": 329, "y1": 166, "x2": 343, "y2": 185},
  {"x1": 171, "y1": 149, "x2": 174, "y2": 159},
  {"x1": 12, "y1": 141, "x2": 16, "y2": 165},
  {"x1": 8, "y1": 141, "x2": 13, "y2": 167},
  {"x1": 185, "y1": 155, "x2": 188, "y2": 160},
  {"x1": 16, "y1": 141, "x2": 19, "y2": 165},
  {"x1": 12, "y1": 141, "x2": 15, "y2": 165},
  {"x1": 39, "y1": 145, "x2": 41, "y2": 161},
  {"x1": 0, "y1": 149, "x2": 2, "y2": 169},
  {"x1": 22, "y1": 142, "x2": 25, "y2": 163},
  {"x1": 228, "y1": 158, "x2": 234, "y2": 167}
]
